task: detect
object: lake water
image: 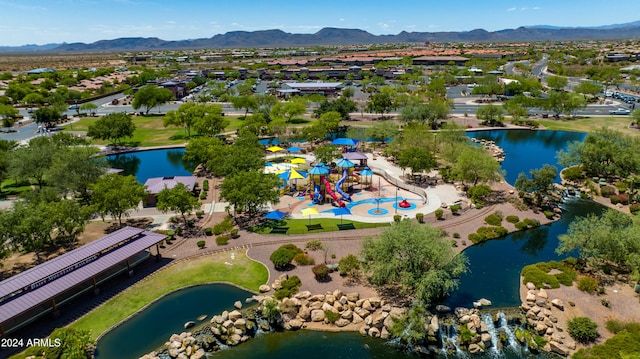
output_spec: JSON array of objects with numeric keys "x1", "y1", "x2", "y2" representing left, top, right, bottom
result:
[
  {"x1": 106, "y1": 148, "x2": 193, "y2": 183},
  {"x1": 94, "y1": 284, "x2": 252, "y2": 359}
]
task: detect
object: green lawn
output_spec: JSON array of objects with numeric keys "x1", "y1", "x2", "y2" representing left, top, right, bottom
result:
[
  {"x1": 69, "y1": 250, "x2": 268, "y2": 340},
  {"x1": 252, "y1": 218, "x2": 390, "y2": 235},
  {"x1": 0, "y1": 178, "x2": 32, "y2": 198},
  {"x1": 536, "y1": 116, "x2": 639, "y2": 136}
]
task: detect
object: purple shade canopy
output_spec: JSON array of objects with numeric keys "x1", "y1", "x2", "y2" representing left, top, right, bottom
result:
[
  {"x1": 0, "y1": 227, "x2": 166, "y2": 324},
  {"x1": 342, "y1": 152, "x2": 368, "y2": 161},
  {"x1": 144, "y1": 176, "x2": 197, "y2": 194}
]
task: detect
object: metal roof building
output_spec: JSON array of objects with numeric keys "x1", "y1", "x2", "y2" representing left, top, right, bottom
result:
[{"x1": 0, "y1": 226, "x2": 166, "y2": 336}]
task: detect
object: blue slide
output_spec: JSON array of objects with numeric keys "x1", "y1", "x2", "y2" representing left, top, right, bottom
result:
[
  {"x1": 313, "y1": 182, "x2": 323, "y2": 203},
  {"x1": 336, "y1": 169, "x2": 352, "y2": 202}
]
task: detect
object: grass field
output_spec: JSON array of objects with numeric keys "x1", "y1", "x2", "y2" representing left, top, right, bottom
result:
[
  {"x1": 251, "y1": 218, "x2": 390, "y2": 235},
  {"x1": 69, "y1": 250, "x2": 268, "y2": 340},
  {"x1": 536, "y1": 116, "x2": 639, "y2": 136}
]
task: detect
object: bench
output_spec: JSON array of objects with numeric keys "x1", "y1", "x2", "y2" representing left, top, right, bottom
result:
[
  {"x1": 270, "y1": 227, "x2": 289, "y2": 234},
  {"x1": 337, "y1": 223, "x2": 356, "y2": 231},
  {"x1": 305, "y1": 224, "x2": 323, "y2": 231}
]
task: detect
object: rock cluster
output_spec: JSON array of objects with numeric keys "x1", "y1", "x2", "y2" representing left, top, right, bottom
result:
[
  {"x1": 140, "y1": 332, "x2": 206, "y2": 359},
  {"x1": 520, "y1": 283, "x2": 576, "y2": 356}
]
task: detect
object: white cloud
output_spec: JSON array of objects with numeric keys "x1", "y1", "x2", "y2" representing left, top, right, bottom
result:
[
  {"x1": 378, "y1": 22, "x2": 391, "y2": 29},
  {"x1": 167, "y1": 21, "x2": 176, "y2": 25},
  {"x1": 532, "y1": 6, "x2": 541, "y2": 10},
  {"x1": 428, "y1": 24, "x2": 439, "y2": 29},
  {"x1": 521, "y1": 7, "x2": 528, "y2": 11},
  {"x1": 507, "y1": 7, "x2": 516, "y2": 12},
  {"x1": 339, "y1": 18, "x2": 345, "y2": 21}
]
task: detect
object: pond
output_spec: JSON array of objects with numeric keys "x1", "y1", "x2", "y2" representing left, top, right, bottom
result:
[
  {"x1": 105, "y1": 148, "x2": 193, "y2": 183},
  {"x1": 94, "y1": 284, "x2": 252, "y2": 359}
]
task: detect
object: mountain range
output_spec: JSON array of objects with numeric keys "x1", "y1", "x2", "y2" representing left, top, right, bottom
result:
[{"x1": 2, "y1": 21, "x2": 640, "y2": 53}]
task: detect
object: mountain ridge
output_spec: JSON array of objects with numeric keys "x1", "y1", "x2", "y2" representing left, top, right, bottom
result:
[{"x1": 2, "y1": 21, "x2": 640, "y2": 53}]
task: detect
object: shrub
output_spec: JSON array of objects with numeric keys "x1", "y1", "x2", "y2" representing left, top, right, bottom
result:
[
  {"x1": 453, "y1": 232, "x2": 460, "y2": 239},
  {"x1": 577, "y1": 276, "x2": 599, "y2": 294},
  {"x1": 213, "y1": 219, "x2": 234, "y2": 235},
  {"x1": 415, "y1": 212, "x2": 424, "y2": 223},
  {"x1": 601, "y1": 185, "x2": 616, "y2": 197},
  {"x1": 523, "y1": 218, "x2": 540, "y2": 227},
  {"x1": 572, "y1": 330, "x2": 640, "y2": 359},
  {"x1": 305, "y1": 239, "x2": 324, "y2": 251},
  {"x1": 274, "y1": 275, "x2": 301, "y2": 299},
  {"x1": 614, "y1": 181, "x2": 628, "y2": 193},
  {"x1": 484, "y1": 213, "x2": 502, "y2": 226},
  {"x1": 543, "y1": 210, "x2": 554, "y2": 219},
  {"x1": 506, "y1": 215, "x2": 520, "y2": 223},
  {"x1": 270, "y1": 244, "x2": 304, "y2": 270},
  {"x1": 197, "y1": 240, "x2": 205, "y2": 248},
  {"x1": 215, "y1": 236, "x2": 229, "y2": 245},
  {"x1": 202, "y1": 179, "x2": 209, "y2": 191},
  {"x1": 196, "y1": 210, "x2": 204, "y2": 218},
  {"x1": 562, "y1": 166, "x2": 584, "y2": 181},
  {"x1": 630, "y1": 203, "x2": 640, "y2": 215},
  {"x1": 468, "y1": 233, "x2": 484, "y2": 243},
  {"x1": 468, "y1": 184, "x2": 492, "y2": 202},
  {"x1": 324, "y1": 310, "x2": 340, "y2": 324},
  {"x1": 293, "y1": 253, "x2": 315, "y2": 266},
  {"x1": 434, "y1": 209, "x2": 444, "y2": 220},
  {"x1": 338, "y1": 254, "x2": 361, "y2": 276},
  {"x1": 213, "y1": 225, "x2": 224, "y2": 235},
  {"x1": 515, "y1": 221, "x2": 528, "y2": 230},
  {"x1": 393, "y1": 214, "x2": 401, "y2": 223},
  {"x1": 204, "y1": 227, "x2": 213, "y2": 236},
  {"x1": 450, "y1": 204, "x2": 461, "y2": 214},
  {"x1": 605, "y1": 320, "x2": 640, "y2": 334},
  {"x1": 521, "y1": 261, "x2": 576, "y2": 289},
  {"x1": 610, "y1": 193, "x2": 629, "y2": 205},
  {"x1": 476, "y1": 226, "x2": 508, "y2": 239},
  {"x1": 200, "y1": 193, "x2": 207, "y2": 200},
  {"x1": 568, "y1": 317, "x2": 599, "y2": 343},
  {"x1": 230, "y1": 228, "x2": 239, "y2": 238},
  {"x1": 312, "y1": 264, "x2": 331, "y2": 281}
]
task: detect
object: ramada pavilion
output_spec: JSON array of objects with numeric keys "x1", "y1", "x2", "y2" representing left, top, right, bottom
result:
[{"x1": 0, "y1": 226, "x2": 166, "y2": 336}]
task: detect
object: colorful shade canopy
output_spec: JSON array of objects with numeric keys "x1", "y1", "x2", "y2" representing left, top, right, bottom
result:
[
  {"x1": 331, "y1": 137, "x2": 357, "y2": 146},
  {"x1": 336, "y1": 158, "x2": 355, "y2": 168},
  {"x1": 266, "y1": 146, "x2": 285, "y2": 152},
  {"x1": 291, "y1": 157, "x2": 307, "y2": 164},
  {"x1": 265, "y1": 210, "x2": 287, "y2": 220}
]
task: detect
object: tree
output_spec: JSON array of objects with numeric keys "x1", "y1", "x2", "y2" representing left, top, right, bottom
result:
[
  {"x1": 557, "y1": 209, "x2": 640, "y2": 270},
  {"x1": 361, "y1": 220, "x2": 468, "y2": 304},
  {"x1": 0, "y1": 104, "x2": 19, "y2": 129},
  {"x1": 9, "y1": 136, "x2": 56, "y2": 189},
  {"x1": 47, "y1": 146, "x2": 107, "y2": 204},
  {"x1": 156, "y1": 183, "x2": 201, "y2": 226},
  {"x1": 163, "y1": 102, "x2": 202, "y2": 138},
  {"x1": 367, "y1": 92, "x2": 393, "y2": 117},
  {"x1": 476, "y1": 104, "x2": 504, "y2": 125},
  {"x1": 574, "y1": 81, "x2": 603, "y2": 100},
  {"x1": 80, "y1": 102, "x2": 98, "y2": 116},
  {"x1": 452, "y1": 146, "x2": 502, "y2": 186},
  {"x1": 303, "y1": 111, "x2": 341, "y2": 142},
  {"x1": 399, "y1": 100, "x2": 450, "y2": 129},
  {"x1": 514, "y1": 164, "x2": 558, "y2": 206},
  {"x1": 184, "y1": 137, "x2": 223, "y2": 168},
  {"x1": 367, "y1": 120, "x2": 398, "y2": 146},
  {"x1": 313, "y1": 97, "x2": 357, "y2": 121},
  {"x1": 397, "y1": 146, "x2": 436, "y2": 174},
  {"x1": 205, "y1": 130, "x2": 264, "y2": 177},
  {"x1": 271, "y1": 100, "x2": 306, "y2": 123},
  {"x1": 230, "y1": 95, "x2": 258, "y2": 119},
  {"x1": 132, "y1": 85, "x2": 173, "y2": 115},
  {"x1": 192, "y1": 104, "x2": 228, "y2": 137},
  {"x1": 270, "y1": 244, "x2": 303, "y2": 270},
  {"x1": 34, "y1": 106, "x2": 62, "y2": 128},
  {"x1": 546, "y1": 75, "x2": 568, "y2": 91},
  {"x1": 90, "y1": 174, "x2": 146, "y2": 226},
  {"x1": 219, "y1": 170, "x2": 280, "y2": 215},
  {"x1": 313, "y1": 144, "x2": 339, "y2": 164},
  {"x1": 86, "y1": 112, "x2": 136, "y2": 145}
]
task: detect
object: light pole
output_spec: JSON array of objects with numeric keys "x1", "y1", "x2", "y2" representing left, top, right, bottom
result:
[{"x1": 395, "y1": 186, "x2": 398, "y2": 214}]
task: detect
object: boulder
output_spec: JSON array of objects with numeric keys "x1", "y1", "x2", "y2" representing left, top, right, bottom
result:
[
  {"x1": 551, "y1": 299, "x2": 564, "y2": 310},
  {"x1": 362, "y1": 299, "x2": 374, "y2": 311},
  {"x1": 481, "y1": 333, "x2": 493, "y2": 348},
  {"x1": 368, "y1": 327, "x2": 381, "y2": 338},
  {"x1": 341, "y1": 309, "x2": 353, "y2": 320},
  {"x1": 234, "y1": 318, "x2": 246, "y2": 329},
  {"x1": 380, "y1": 326, "x2": 391, "y2": 339},
  {"x1": 184, "y1": 321, "x2": 195, "y2": 329},
  {"x1": 228, "y1": 334, "x2": 242, "y2": 346},
  {"x1": 354, "y1": 307, "x2": 371, "y2": 318},
  {"x1": 538, "y1": 288, "x2": 548, "y2": 299},
  {"x1": 311, "y1": 309, "x2": 325, "y2": 322},
  {"x1": 352, "y1": 312, "x2": 364, "y2": 324},
  {"x1": 223, "y1": 320, "x2": 234, "y2": 329},
  {"x1": 234, "y1": 301, "x2": 242, "y2": 310},
  {"x1": 526, "y1": 292, "x2": 536, "y2": 302},
  {"x1": 536, "y1": 322, "x2": 548, "y2": 335},
  {"x1": 339, "y1": 295, "x2": 348, "y2": 305},
  {"x1": 259, "y1": 285, "x2": 271, "y2": 293},
  {"x1": 359, "y1": 325, "x2": 368, "y2": 336},
  {"x1": 435, "y1": 305, "x2": 451, "y2": 313},
  {"x1": 325, "y1": 294, "x2": 336, "y2": 305},
  {"x1": 468, "y1": 344, "x2": 484, "y2": 354},
  {"x1": 333, "y1": 289, "x2": 344, "y2": 299},
  {"x1": 548, "y1": 341, "x2": 570, "y2": 356},
  {"x1": 271, "y1": 279, "x2": 282, "y2": 290},
  {"x1": 335, "y1": 318, "x2": 351, "y2": 327},
  {"x1": 309, "y1": 301, "x2": 323, "y2": 310},
  {"x1": 228, "y1": 310, "x2": 242, "y2": 321},
  {"x1": 459, "y1": 315, "x2": 472, "y2": 324},
  {"x1": 310, "y1": 294, "x2": 325, "y2": 302},
  {"x1": 298, "y1": 305, "x2": 311, "y2": 320},
  {"x1": 370, "y1": 313, "x2": 386, "y2": 328},
  {"x1": 333, "y1": 301, "x2": 344, "y2": 312},
  {"x1": 192, "y1": 349, "x2": 205, "y2": 359},
  {"x1": 322, "y1": 302, "x2": 339, "y2": 313},
  {"x1": 288, "y1": 319, "x2": 303, "y2": 330},
  {"x1": 221, "y1": 311, "x2": 229, "y2": 321},
  {"x1": 369, "y1": 297, "x2": 382, "y2": 308},
  {"x1": 526, "y1": 282, "x2": 537, "y2": 290},
  {"x1": 347, "y1": 292, "x2": 359, "y2": 302},
  {"x1": 210, "y1": 326, "x2": 221, "y2": 336},
  {"x1": 295, "y1": 290, "x2": 312, "y2": 299}
]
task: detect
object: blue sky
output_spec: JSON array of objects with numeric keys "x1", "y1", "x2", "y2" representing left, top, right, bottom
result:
[{"x1": 1, "y1": 0, "x2": 640, "y2": 46}]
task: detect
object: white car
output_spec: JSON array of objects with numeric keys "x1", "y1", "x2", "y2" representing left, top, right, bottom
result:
[{"x1": 609, "y1": 108, "x2": 631, "y2": 115}]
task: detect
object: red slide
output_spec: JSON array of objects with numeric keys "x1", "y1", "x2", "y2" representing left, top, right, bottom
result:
[{"x1": 321, "y1": 176, "x2": 345, "y2": 207}]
